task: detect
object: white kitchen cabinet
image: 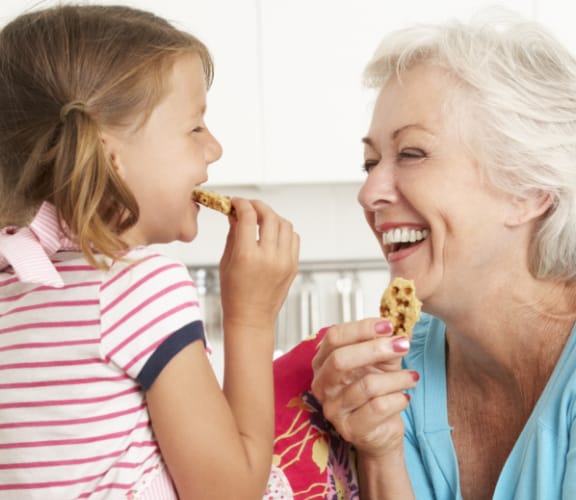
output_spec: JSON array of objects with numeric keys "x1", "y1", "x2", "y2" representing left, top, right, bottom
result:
[
  {"x1": 257, "y1": 0, "x2": 534, "y2": 185},
  {"x1": 0, "y1": 0, "x2": 265, "y2": 186},
  {"x1": 534, "y1": 0, "x2": 576, "y2": 55},
  {"x1": 140, "y1": 0, "x2": 266, "y2": 186},
  {"x1": 1, "y1": 0, "x2": 535, "y2": 186}
]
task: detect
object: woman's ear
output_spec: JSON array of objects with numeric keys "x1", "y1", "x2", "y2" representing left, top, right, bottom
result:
[{"x1": 504, "y1": 191, "x2": 553, "y2": 227}]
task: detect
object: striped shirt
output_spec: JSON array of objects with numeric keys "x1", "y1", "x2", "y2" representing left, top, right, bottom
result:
[{"x1": 0, "y1": 205, "x2": 205, "y2": 498}]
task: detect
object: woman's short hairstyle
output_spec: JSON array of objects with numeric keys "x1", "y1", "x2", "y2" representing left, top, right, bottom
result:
[
  {"x1": 0, "y1": 5, "x2": 213, "y2": 267},
  {"x1": 364, "y1": 10, "x2": 576, "y2": 281}
]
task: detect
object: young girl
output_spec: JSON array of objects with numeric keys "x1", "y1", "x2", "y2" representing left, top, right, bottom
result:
[{"x1": 0, "y1": 4, "x2": 299, "y2": 499}]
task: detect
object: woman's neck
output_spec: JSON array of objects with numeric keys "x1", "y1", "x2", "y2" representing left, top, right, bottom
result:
[{"x1": 441, "y1": 276, "x2": 576, "y2": 399}]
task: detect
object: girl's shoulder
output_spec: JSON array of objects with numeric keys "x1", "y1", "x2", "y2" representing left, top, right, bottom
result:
[
  {"x1": 101, "y1": 247, "x2": 194, "y2": 295},
  {"x1": 107, "y1": 247, "x2": 189, "y2": 277}
]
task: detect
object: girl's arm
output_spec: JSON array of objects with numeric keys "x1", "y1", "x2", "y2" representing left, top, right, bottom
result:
[{"x1": 147, "y1": 197, "x2": 299, "y2": 499}]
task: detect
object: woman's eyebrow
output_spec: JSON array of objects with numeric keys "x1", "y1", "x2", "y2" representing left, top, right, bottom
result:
[{"x1": 362, "y1": 124, "x2": 435, "y2": 147}]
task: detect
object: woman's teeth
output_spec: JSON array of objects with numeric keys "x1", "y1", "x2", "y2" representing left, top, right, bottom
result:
[{"x1": 382, "y1": 228, "x2": 430, "y2": 246}]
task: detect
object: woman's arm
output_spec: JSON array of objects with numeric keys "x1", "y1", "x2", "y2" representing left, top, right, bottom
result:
[
  {"x1": 357, "y1": 445, "x2": 415, "y2": 499},
  {"x1": 311, "y1": 319, "x2": 417, "y2": 498}
]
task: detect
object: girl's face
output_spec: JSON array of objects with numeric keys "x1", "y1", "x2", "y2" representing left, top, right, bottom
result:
[
  {"x1": 103, "y1": 53, "x2": 222, "y2": 246},
  {"x1": 358, "y1": 63, "x2": 524, "y2": 310}
]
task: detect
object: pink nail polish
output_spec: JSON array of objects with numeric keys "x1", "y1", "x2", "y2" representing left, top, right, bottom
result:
[
  {"x1": 392, "y1": 336, "x2": 410, "y2": 352},
  {"x1": 374, "y1": 320, "x2": 393, "y2": 334}
]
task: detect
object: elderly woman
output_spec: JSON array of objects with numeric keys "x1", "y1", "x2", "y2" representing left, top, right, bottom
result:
[{"x1": 273, "y1": 11, "x2": 576, "y2": 500}]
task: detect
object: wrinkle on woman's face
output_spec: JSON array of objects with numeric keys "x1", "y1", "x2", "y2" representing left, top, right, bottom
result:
[{"x1": 360, "y1": 63, "x2": 521, "y2": 308}]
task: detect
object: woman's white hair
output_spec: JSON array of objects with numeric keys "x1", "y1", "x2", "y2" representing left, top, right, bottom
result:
[{"x1": 364, "y1": 9, "x2": 576, "y2": 281}]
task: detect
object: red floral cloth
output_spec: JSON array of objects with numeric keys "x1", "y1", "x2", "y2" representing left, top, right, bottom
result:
[{"x1": 273, "y1": 329, "x2": 360, "y2": 499}]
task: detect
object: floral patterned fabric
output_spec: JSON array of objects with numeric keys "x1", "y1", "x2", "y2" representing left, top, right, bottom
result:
[
  {"x1": 263, "y1": 465, "x2": 294, "y2": 499},
  {"x1": 272, "y1": 329, "x2": 360, "y2": 499}
]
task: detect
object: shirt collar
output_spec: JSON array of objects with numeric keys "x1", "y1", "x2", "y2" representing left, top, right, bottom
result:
[{"x1": 0, "y1": 202, "x2": 78, "y2": 287}]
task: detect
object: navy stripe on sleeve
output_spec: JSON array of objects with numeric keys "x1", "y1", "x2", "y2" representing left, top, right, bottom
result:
[{"x1": 137, "y1": 320, "x2": 206, "y2": 391}]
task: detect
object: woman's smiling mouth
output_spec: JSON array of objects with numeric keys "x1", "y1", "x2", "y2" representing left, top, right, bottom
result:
[{"x1": 382, "y1": 227, "x2": 430, "y2": 253}]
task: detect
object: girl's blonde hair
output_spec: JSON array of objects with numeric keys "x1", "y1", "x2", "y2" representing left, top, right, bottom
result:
[
  {"x1": 364, "y1": 10, "x2": 576, "y2": 281},
  {"x1": 0, "y1": 5, "x2": 213, "y2": 268}
]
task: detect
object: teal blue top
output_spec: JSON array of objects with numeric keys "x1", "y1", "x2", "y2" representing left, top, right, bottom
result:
[{"x1": 402, "y1": 314, "x2": 576, "y2": 499}]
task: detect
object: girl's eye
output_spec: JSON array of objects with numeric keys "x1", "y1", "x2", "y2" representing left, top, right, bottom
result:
[
  {"x1": 191, "y1": 126, "x2": 205, "y2": 133},
  {"x1": 398, "y1": 148, "x2": 426, "y2": 160}
]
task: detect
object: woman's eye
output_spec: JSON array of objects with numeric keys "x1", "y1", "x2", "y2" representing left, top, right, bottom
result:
[
  {"x1": 362, "y1": 160, "x2": 379, "y2": 173},
  {"x1": 191, "y1": 126, "x2": 205, "y2": 133},
  {"x1": 398, "y1": 148, "x2": 426, "y2": 160}
]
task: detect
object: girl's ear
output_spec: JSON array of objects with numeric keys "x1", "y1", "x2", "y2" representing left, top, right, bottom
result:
[
  {"x1": 504, "y1": 191, "x2": 553, "y2": 227},
  {"x1": 99, "y1": 131, "x2": 124, "y2": 176}
]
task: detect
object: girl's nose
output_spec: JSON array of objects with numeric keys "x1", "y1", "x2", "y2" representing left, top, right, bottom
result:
[{"x1": 206, "y1": 131, "x2": 223, "y2": 164}]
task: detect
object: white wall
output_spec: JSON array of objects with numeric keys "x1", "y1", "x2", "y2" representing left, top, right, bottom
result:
[
  {"x1": 151, "y1": 183, "x2": 380, "y2": 265},
  {"x1": 5, "y1": 0, "x2": 569, "y2": 268}
]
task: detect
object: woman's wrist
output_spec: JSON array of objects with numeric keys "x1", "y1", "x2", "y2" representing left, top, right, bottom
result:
[{"x1": 357, "y1": 446, "x2": 415, "y2": 500}]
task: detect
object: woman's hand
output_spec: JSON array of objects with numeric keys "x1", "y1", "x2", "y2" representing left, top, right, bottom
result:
[
  {"x1": 219, "y1": 197, "x2": 299, "y2": 333},
  {"x1": 311, "y1": 318, "x2": 418, "y2": 458}
]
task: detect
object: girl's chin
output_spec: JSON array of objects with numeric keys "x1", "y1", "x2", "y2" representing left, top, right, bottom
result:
[{"x1": 178, "y1": 227, "x2": 199, "y2": 243}]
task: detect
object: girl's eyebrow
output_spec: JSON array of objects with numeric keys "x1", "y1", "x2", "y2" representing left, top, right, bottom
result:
[{"x1": 361, "y1": 136, "x2": 374, "y2": 147}]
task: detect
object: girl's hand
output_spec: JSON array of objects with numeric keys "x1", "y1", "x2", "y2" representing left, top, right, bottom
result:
[
  {"x1": 311, "y1": 318, "x2": 418, "y2": 458},
  {"x1": 218, "y1": 197, "x2": 299, "y2": 333}
]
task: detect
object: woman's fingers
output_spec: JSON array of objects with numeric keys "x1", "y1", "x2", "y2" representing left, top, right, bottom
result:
[
  {"x1": 313, "y1": 318, "x2": 394, "y2": 370},
  {"x1": 322, "y1": 369, "x2": 417, "y2": 417},
  {"x1": 312, "y1": 332, "x2": 407, "y2": 402},
  {"x1": 309, "y1": 320, "x2": 417, "y2": 458},
  {"x1": 319, "y1": 370, "x2": 416, "y2": 455},
  {"x1": 334, "y1": 399, "x2": 408, "y2": 454}
]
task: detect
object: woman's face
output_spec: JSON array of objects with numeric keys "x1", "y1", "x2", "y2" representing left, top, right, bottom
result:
[
  {"x1": 102, "y1": 53, "x2": 223, "y2": 246},
  {"x1": 358, "y1": 63, "x2": 520, "y2": 307}
]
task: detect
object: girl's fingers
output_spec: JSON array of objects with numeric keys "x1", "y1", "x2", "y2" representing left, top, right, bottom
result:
[
  {"x1": 230, "y1": 198, "x2": 295, "y2": 253},
  {"x1": 276, "y1": 216, "x2": 297, "y2": 252},
  {"x1": 227, "y1": 197, "x2": 260, "y2": 245},
  {"x1": 238, "y1": 199, "x2": 279, "y2": 248}
]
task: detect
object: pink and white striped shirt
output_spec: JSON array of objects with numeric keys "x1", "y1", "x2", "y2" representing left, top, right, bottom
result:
[{"x1": 0, "y1": 203, "x2": 205, "y2": 498}]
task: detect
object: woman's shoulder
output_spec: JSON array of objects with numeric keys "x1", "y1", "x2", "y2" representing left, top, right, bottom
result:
[
  {"x1": 410, "y1": 313, "x2": 443, "y2": 350},
  {"x1": 403, "y1": 313, "x2": 445, "y2": 370},
  {"x1": 543, "y1": 324, "x2": 576, "y2": 413}
]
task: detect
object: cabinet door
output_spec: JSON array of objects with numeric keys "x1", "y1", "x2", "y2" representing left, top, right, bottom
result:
[
  {"x1": 153, "y1": 0, "x2": 265, "y2": 185},
  {"x1": 102, "y1": 0, "x2": 265, "y2": 185},
  {"x1": 535, "y1": 0, "x2": 576, "y2": 53},
  {"x1": 2, "y1": 0, "x2": 534, "y2": 186},
  {"x1": 0, "y1": 0, "x2": 264, "y2": 186},
  {"x1": 258, "y1": 0, "x2": 533, "y2": 184}
]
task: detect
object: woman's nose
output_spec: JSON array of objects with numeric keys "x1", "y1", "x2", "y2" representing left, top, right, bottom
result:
[{"x1": 357, "y1": 163, "x2": 398, "y2": 211}]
